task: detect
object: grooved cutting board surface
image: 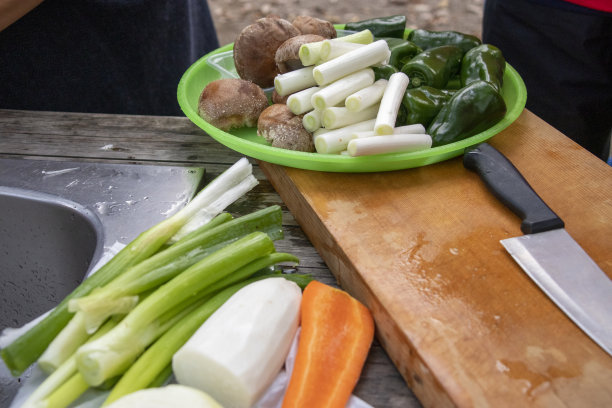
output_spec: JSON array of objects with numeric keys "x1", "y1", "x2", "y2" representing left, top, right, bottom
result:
[{"x1": 259, "y1": 110, "x2": 612, "y2": 407}]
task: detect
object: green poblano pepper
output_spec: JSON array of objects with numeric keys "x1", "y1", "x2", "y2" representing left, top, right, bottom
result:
[
  {"x1": 396, "y1": 103, "x2": 408, "y2": 127},
  {"x1": 344, "y1": 15, "x2": 407, "y2": 38},
  {"x1": 372, "y1": 64, "x2": 398, "y2": 81},
  {"x1": 402, "y1": 86, "x2": 456, "y2": 127},
  {"x1": 401, "y1": 45, "x2": 464, "y2": 89},
  {"x1": 460, "y1": 44, "x2": 506, "y2": 92},
  {"x1": 427, "y1": 80, "x2": 507, "y2": 147},
  {"x1": 382, "y1": 38, "x2": 422, "y2": 70},
  {"x1": 407, "y1": 29, "x2": 482, "y2": 54}
]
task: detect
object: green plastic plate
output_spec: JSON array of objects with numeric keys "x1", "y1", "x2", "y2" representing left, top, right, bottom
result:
[{"x1": 177, "y1": 43, "x2": 526, "y2": 173}]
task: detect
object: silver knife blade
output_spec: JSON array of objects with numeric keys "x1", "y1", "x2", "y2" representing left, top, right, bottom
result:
[
  {"x1": 463, "y1": 143, "x2": 612, "y2": 356},
  {"x1": 501, "y1": 229, "x2": 612, "y2": 355}
]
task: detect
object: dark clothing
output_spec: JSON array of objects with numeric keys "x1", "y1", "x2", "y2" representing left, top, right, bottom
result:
[
  {"x1": 0, "y1": 0, "x2": 219, "y2": 116},
  {"x1": 483, "y1": 0, "x2": 612, "y2": 160}
]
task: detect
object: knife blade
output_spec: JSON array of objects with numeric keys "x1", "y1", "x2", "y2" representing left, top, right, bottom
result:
[{"x1": 463, "y1": 142, "x2": 612, "y2": 356}]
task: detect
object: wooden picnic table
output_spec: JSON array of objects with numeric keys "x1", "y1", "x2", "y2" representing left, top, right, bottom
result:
[{"x1": 1, "y1": 107, "x2": 611, "y2": 407}]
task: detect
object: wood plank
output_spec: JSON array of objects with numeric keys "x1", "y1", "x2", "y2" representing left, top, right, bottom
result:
[{"x1": 259, "y1": 109, "x2": 612, "y2": 407}]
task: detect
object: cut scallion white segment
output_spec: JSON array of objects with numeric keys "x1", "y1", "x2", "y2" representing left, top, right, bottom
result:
[
  {"x1": 287, "y1": 86, "x2": 321, "y2": 115},
  {"x1": 351, "y1": 124, "x2": 427, "y2": 140},
  {"x1": 299, "y1": 42, "x2": 325, "y2": 66},
  {"x1": 347, "y1": 133, "x2": 432, "y2": 156},
  {"x1": 274, "y1": 66, "x2": 316, "y2": 97},
  {"x1": 299, "y1": 29, "x2": 374, "y2": 66},
  {"x1": 395, "y1": 124, "x2": 427, "y2": 134},
  {"x1": 374, "y1": 72, "x2": 410, "y2": 135},
  {"x1": 319, "y1": 41, "x2": 365, "y2": 61},
  {"x1": 313, "y1": 119, "x2": 376, "y2": 154},
  {"x1": 303, "y1": 109, "x2": 323, "y2": 133},
  {"x1": 335, "y1": 29, "x2": 374, "y2": 45},
  {"x1": 311, "y1": 68, "x2": 374, "y2": 110},
  {"x1": 322, "y1": 103, "x2": 380, "y2": 130},
  {"x1": 345, "y1": 79, "x2": 388, "y2": 112},
  {"x1": 313, "y1": 40, "x2": 390, "y2": 86}
]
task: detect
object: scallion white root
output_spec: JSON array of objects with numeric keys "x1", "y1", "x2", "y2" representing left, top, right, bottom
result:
[
  {"x1": 322, "y1": 103, "x2": 380, "y2": 130},
  {"x1": 274, "y1": 66, "x2": 316, "y2": 97},
  {"x1": 347, "y1": 133, "x2": 433, "y2": 156},
  {"x1": 313, "y1": 119, "x2": 376, "y2": 154},
  {"x1": 303, "y1": 109, "x2": 323, "y2": 133},
  {"x1": 345, "y1": 79, "x2": 388, "y2": 112},
  {"x1": 311, "y1": 68, "x2": 374, "y2": 110},
  {"x1": 287, "y1": 86, "x2": 321, "y2": 115},
  {"x1": 313, "y1": 40, "x2": 390, "y2": 86},
  {"x1": 374, "y1": 72, "x2": 410, "y2": 135}
]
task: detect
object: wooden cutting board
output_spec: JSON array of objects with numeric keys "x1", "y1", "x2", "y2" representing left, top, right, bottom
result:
[{"x1": 259, "y1": 110, "x2": 612, "y2": 408}]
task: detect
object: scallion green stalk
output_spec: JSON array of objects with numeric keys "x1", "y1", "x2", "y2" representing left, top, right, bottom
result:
[
  {"x1": 76, "y1": 231, "x2": 276, "y2": 386},
  {"x1": 71, "y1": 205, "x2": 283, "y2": 331},
  {"x1": 1, "y1": 158, "x2": 258, "y2": 376},
  {"x1": 37, "y1": 212, "x2": 233, "y2": 373}
]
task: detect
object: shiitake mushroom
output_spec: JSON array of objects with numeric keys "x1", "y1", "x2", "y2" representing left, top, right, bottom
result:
[
  {"x1": 233, "y1": 16, "x2": 300, "y2": 88},
  {"x1": 257, "y1": 104, "x2": 314, "y2": 152}
]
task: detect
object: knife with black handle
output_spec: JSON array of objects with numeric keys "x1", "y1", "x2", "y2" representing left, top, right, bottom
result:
[{"x1": 463, "y1": 142, "x2": 612, "y2": 356}]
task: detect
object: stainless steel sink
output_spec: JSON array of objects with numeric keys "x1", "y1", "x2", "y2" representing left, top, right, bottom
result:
[
  {"x1": 0, "y1": 187, "x2": 104, "y2": 331},
  {"x1": 0, "y1": 158, "x2": 204, "y2": 405}
]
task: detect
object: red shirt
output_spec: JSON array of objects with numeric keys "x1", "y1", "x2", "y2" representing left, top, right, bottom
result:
[{"x1": 562, "y1": 0, "x2": 612, "y2": 12}]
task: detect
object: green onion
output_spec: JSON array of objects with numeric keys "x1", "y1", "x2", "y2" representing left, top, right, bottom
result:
[
  {"x1": 71, "y1": 205, "x2": 283, "y2": 332},
  {"x1": 37, "y1": 212, "x2": 232, "y2": 373},
  {"x1": 76, "y1": 231, "x2": 276, "y2": 386},
  {"x1": 1, "y1": 158, "x2": 258, "y2": 376},
  {"x1": 21, "y1": 318, "x2": 119, "y2": 408}
]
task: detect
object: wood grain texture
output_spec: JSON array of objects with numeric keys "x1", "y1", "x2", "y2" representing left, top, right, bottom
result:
[
  {"x1": 259, "y1": 110, "x2": 612, "y2": 408},
  {"x1": 0, "y1": 109, "x2": 420, "y2": 408}
]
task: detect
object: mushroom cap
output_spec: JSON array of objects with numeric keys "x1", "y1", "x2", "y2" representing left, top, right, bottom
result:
[
  {"x1": 275, "y1": 34, "x2": 326, "y2": 74},
  {"x1": 291, "y1": 16, "x2": 337, "y2": 39},
  {"x1": 198, "y1": 78, "x2": 269, "y2": 131},
  {"x1": 233, "y1": 17, "x2": 300, "y2": 88},
  {"x1": 257, "y1": 104, "x2": 314, "y2": 152}
]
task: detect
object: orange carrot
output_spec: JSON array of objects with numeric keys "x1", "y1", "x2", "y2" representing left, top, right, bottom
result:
[{"x1": 282, "y1": 280, "x2": 375, "y2": 408}]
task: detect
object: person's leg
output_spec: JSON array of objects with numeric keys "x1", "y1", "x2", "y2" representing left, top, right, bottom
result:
[{"x1": 483, "y1": 0, "x2": 612, "y2": 160}]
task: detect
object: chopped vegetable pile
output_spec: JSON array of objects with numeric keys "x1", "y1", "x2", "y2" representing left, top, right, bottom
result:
[
  {"x1": 1, "y1": 157, "x2": 378, "y2": 408},
  {"x1": 200, "y1": 14, "x2": 508, "y2": 158}
]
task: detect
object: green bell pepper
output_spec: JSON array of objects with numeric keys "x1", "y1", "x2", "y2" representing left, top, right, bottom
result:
[
  {"x1": 401, "y1": 45, "x2": 464, "y2": 89},
  {"x1": 407, "y1": 29, "x2": 481, "y2": 54},
  {"x1": 383, "y1": 38, "x2": 423, "y2": 70},
  {"x1": 372, "y1": 64, "x2": 398, "y2": 81},
  {"x1": 344, "y1": 15, "x2": 407, "y2": 38},
  {"x1": 460, "y1": 44, "x2": 506, "y2": 92},
  {"x1": 427, "y1": 80, "x2": 507, "y2": 147},
  {"x1": 402, "y1": 86, "x2": 456, "y2": 127}
]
